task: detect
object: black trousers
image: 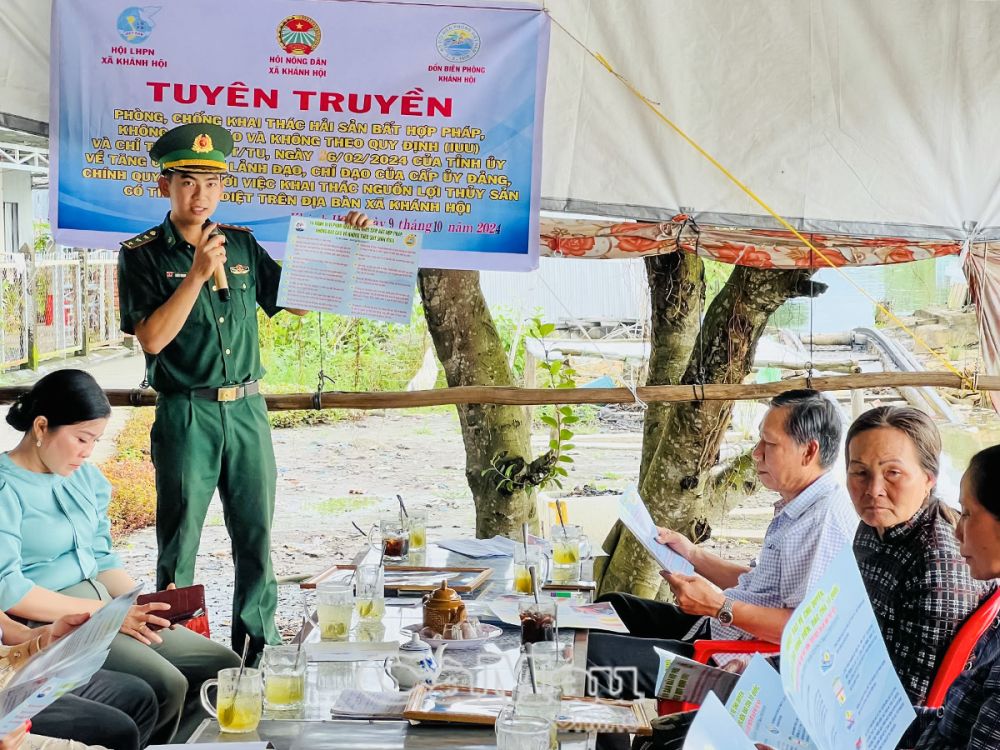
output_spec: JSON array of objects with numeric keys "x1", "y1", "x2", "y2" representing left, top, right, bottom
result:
[
  {"x1": 32, "y1": 669, "x2": 159, "y2": 750},
  {"x1": 587, "y1": 593, "x2": 710, "y2": 701},
  {"x1": 591, "y1": 594, "x2": 711, "y2": 750}
]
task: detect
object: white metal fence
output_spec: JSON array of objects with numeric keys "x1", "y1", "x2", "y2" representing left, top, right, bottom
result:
[{"x1": 0, "y1": 248, "x2": 124, "y2": 371}]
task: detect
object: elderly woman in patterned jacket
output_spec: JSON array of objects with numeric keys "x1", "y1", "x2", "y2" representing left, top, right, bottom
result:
[{"x1": 846, "y1": 406, "x2": 990, "y2": 705}]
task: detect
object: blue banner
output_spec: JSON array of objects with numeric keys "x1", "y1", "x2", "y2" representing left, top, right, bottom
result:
[{"x1": 51, "y1": 0, "x2": 549, "y2": 270}]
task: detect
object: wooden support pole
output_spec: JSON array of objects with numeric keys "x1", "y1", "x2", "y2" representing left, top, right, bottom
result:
[{"x1": 0, "y1": 371, "x2": 990, "y2": 410}]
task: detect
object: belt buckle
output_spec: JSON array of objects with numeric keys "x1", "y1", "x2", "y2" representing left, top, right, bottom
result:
[{"x1": 217, "y1": 386, "x2": 239, "y2": 402}]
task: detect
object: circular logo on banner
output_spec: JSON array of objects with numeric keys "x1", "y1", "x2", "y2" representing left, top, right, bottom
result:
[
  {"x1": 277, "y1": 15, "x2": 322, "y2": 56},
  {"x1": 116, "y1": 6, "x2": 156, "y2": 44},
  {"x1": 436, "y1": 23, "x2": 480, "y2": 62}
]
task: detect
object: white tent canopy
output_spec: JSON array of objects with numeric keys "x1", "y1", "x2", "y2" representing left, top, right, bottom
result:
[
  {"x1": 541, "y1": 0, "x2": 1000, "y2": 241},
  {"x1": 5, "y1": 0, "x2": 1000, "y2": 240},
  {"x1": 0, "y1": 0, "x2": 50, "y2": 132}
]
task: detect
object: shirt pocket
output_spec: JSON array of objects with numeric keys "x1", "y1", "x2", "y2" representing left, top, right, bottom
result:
[
  {"x1": 229, "y1": 271, "x2": 254, "y2": 322},
  {"x1": 752, "y1": 540, "x2": 781, "y2": 593}
]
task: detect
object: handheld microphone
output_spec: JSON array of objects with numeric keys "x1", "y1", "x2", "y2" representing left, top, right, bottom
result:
[{"x1": 203, "y1": 219, "x2": 230, "y2": 302}]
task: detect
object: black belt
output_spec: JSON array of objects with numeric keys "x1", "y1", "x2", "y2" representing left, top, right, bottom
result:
[{"x1": 191, "y1": 381, "x2": 260, "y2": 402}]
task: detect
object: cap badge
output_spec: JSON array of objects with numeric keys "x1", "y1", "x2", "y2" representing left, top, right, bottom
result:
[{"x1": 191, "y1": 134, "x2": 214, "y2": 153}]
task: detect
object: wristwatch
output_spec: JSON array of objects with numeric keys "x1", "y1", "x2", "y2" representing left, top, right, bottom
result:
[{"x1": 715, "y1": 597, "x2": 735, "y2": 626}]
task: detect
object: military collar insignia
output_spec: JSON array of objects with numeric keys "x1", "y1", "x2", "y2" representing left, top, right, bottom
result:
[{"x1": 162, "y1": 213, "x2": 184, "y2": 247}]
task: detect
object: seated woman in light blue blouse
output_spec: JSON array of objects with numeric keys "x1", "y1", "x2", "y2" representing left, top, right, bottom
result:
[{"x1": 0, "y1": 370, "x2": 238, "y2": 745}]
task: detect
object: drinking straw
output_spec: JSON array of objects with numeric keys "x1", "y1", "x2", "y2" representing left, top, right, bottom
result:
[
  {"x1": 527, "y1": 645, "x2": 538, "y2": 693},
  {"x1": 555, "y1": 500, "x2": 567, "y2": 532},
  {"x1": 296, "y1": 615, "x2": 306, "y2": 655},
  {"x1": 220, "y1": 634, "x2": 251, "y2": 726}
]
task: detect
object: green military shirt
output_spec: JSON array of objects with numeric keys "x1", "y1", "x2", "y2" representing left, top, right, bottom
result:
[{"x1": 118, "y1": 213, "x2": 283, "y2": 393}]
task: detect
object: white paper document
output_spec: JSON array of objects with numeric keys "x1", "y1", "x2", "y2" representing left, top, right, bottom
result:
[
  {"x1": 725, "y1": 655, "x2": 816, "y2": 750},
  {"x1": 0, "y1": 585, "x2": 141, "y2": 734},
  {"x1": 12, "y1": 584, "x2": 139, "y2": 685},
  {"x1": 330, "y1": 689, "x2": 409, "y2": 719},
  {"x1": 277, "y1": 218, "x2": 420, "y2": 324},
  {"x1": 688, "y1": 549, "x2": 916, "y2": 750},
  {"x1": 778, "y1": 548, "x2": 915, "y2": 750},
  {"x1": 653, "y1": 647, "x2": 739, "y2": 703},
  {"x1": 488, "y1": 600, "x2": 628, "y2": 633},
  {"x1": 306, "y1": 639, "x2": 399, "y2": 663},
  {"x1": 436, "y1": 536, "x2": 517, "y2": 558},
  {"x1": 684, "y1": 692, "x2": 759, "y2": 750},
  {"x1": 619, "y1": 485, "x2": 695, "y2": 575}
]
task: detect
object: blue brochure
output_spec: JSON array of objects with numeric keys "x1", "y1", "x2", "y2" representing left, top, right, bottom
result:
[
  {"x1": 726, "y1": 654, "x2": 816, "y2": 750},
  {"x1": 780, "y1": 547, "x2": 915, "y2": 750}
]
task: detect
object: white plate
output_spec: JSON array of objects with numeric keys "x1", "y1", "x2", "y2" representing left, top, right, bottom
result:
[{"x1": 401, "y1": 622, "x2": 504, "y2": 651}]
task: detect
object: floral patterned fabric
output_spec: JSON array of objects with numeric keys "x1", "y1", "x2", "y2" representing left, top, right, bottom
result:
[{"x1": 540, "y1": 216, "x2": 962, "y2": 268}]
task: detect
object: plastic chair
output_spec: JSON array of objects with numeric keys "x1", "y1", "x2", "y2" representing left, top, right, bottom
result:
[
  {"x1": 924, "y1": 587, "x2": 1000, "y2": 708},
  {"x1": 656, "y1": 639, "x2": 779, "y2": 715}
]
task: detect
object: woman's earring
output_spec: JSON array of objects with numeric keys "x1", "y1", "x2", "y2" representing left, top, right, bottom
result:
[{"x1": 35, "y1": 440, "x2": 41, "y2": 448}]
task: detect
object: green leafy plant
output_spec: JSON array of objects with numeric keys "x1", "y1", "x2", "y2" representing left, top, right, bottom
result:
[
  {"x1": 257, "y1": 308, "x2": 432, "y2": 427},
  {"x1": 32, "y1": 221, "x2": 53, "y2": 254},
  {"x1": 483, "y1": 317, "x2": 578, "y2": 494}
]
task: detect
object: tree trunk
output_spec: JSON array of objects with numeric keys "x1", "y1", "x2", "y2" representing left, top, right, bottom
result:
[
  {"x1": 595, "y1": 252, "x2": 705, "y2": 582},
  {"x1": 637, "y1": 252, "x2": 707, "y2": 482},
  {"x1": 599, "y1": 266, "x2": 821, "y2": 597},
  {"x1": 418, "y1": 269, "x2": 537, "y2": 538}
]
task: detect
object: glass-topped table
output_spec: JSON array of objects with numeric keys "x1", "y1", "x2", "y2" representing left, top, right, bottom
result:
[{"x1": 187, "y1": 544, "x2": 603, "y2": 747}]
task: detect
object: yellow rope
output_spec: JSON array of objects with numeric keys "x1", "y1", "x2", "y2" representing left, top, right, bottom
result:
[{"x1": 548, "y1": 13, "x2": 971, "y2": 387}]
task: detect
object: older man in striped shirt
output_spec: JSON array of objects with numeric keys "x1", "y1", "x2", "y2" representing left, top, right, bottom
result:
[{"x1": 588, "y1": 389, "x2": 859, "y2": 699}]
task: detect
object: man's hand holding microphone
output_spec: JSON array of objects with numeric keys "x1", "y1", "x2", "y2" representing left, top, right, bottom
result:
[{"x1": 192, "y1": 221, "x2": 229, "y2": 301}]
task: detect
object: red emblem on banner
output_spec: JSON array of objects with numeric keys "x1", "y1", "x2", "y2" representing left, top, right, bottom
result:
[{"x1": 277, "y1": 15, "x2": 322, "y2": 56}]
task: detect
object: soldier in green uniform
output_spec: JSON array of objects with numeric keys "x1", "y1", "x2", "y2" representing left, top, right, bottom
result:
[{"x1": 117, "y1": 123, "x2": 368, "y2": 658}]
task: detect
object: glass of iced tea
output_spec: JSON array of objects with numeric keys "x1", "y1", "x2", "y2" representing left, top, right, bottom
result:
[
  {"x1": 408, "y1": 510, "x2": 427, "y2": 552},
  {"x1": 261, "y1": 644, "x2": 306, "y2": 712},
  {"x1": 369, "y1": 515, "x2": 410, "y2": 562},
  {"x1": 316, "y1": 581, "x2": 353, "y2": 641},
  {"x1": 354, "y1": 564, "x2": 386, "y2": 622},
  {"x1": 519, "y1": 599, "x2": 557, "y2": 645},
  {"x1": 200, "y1": 667, "x2": 263, "y2": 733},
  {"x1": 513, "y1": 547, "x2": 549, "y2": 594},
  {"x1": 551, "y1": 525, "x2": 591, "y2": 584}
]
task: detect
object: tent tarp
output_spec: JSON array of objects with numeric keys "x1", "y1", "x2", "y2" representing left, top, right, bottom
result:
[
  {"x1": 540, "y1": 216, "x2": 964, "y2": 267},
  {"x1": 542, "y1": 0, "x2": 1000, "y2": 242},
  {"x1": 0, "y1": 0, "x2": 50, "y2": 128},
  {"x1": 8, "y1": 0, "x2": 1000, "y2": 243}
]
